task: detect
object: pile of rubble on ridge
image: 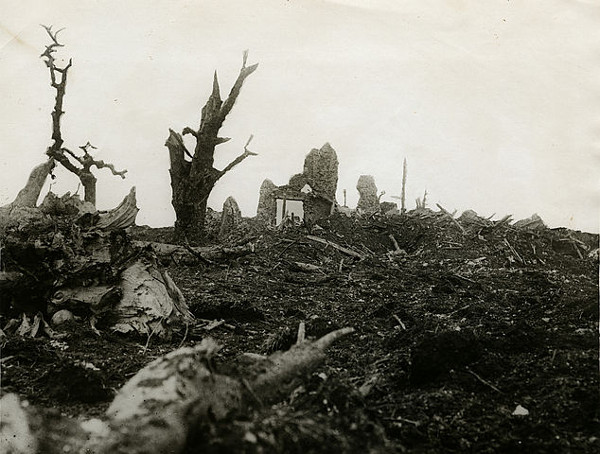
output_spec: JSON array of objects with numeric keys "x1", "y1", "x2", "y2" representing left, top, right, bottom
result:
[{"x1": 190, "y1": 205, "x2": 598, "y2": 270}]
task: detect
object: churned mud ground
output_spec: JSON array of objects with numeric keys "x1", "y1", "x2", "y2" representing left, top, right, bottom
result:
[{"x1": 2, "y1": 212, "x2": 598, "y2": 453}]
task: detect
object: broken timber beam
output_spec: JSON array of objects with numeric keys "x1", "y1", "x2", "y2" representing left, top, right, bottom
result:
[
  {"x1": 305, "y1": 235, "x2": 365, "y2": 260},
  {"x1": 436, "y1": 203, "x2": 466, "y2": 234}
]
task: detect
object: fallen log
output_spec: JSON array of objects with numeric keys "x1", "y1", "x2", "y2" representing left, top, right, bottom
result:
[
  {"x1": 0, "y1": 327, "x2": 354, "y2": 453},
  {"x1": 133, "y1": 240, "x2": 256, "y2": 264},
  {"x1": 250, "y1": 327, "x2": 355, "y2": 403},
  {"x1": 48, "y1": 259, "x2": 194, "y2": 337}
]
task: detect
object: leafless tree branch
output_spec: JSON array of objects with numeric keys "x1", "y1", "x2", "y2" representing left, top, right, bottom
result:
[{"x1": 218, "y1": 134, "x2": 258, "y2": 177}]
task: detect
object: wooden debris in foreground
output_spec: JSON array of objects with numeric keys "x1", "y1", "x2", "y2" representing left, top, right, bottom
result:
[
  {"x1": 296, "y1": 321, "x2": 306, "y2": 344},
  {"x1": 0, "y1": 327, "x2": 354, "y2": 454},
  {"x1": 503, "y1": 238, "x2": 524, "y2": 264},
  {"x1": 96, "y1": 187, "x2": 139, "y2": 230}
]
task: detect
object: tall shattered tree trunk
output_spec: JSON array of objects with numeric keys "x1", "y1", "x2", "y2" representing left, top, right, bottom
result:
[
  {"x1": 165, "y1": 51, "x2": 258, "y2": 240},
  {"x1": 401, "y1": 157, "x2": 407, "y2": 214}
]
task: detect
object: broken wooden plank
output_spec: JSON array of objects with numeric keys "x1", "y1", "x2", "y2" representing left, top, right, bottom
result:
[
  {"x1": 393, "y1": 314, "x2": 406, "y2": 330},
  {"x1": 296, "y1": 321, "x2": 306, "y2": 345},
  {"x1": 503, "y1": 238, "x2": 524, "y2": 264},
  {"x1": 95, "y1": 187, "x2": 139, "y2": 230},
  {"x1": 289, "y1": 261, "x2": 321, "y2": 273},
  {"x1": 436, "y1": 203, "x2": 466, "y2": 234},
  {"x1": 388, "y1": 234, "x2": 401, "y2": 252}
]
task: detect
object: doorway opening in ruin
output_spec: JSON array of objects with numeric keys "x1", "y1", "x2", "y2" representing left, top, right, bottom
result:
[{"x1": 276, "y1": 198, "x2": 304, "y2": 225}]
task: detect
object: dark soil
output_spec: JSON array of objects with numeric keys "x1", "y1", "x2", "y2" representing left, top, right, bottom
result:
[{"x1": 2, "y1": 212, "x2": 598, "y2": 453}]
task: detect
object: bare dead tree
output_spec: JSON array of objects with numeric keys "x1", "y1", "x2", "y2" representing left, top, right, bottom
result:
[
  {"x1": 165, "y1": 51, "x2": 258, "y2": 240},
  {"x1": 41, "y1": 25, "x2": 126, "y2": 206}
]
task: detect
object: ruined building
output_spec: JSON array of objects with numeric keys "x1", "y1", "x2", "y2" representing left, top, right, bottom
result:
[{"x1": 256, "y1": 143, "x2": 339, "y2": 225}]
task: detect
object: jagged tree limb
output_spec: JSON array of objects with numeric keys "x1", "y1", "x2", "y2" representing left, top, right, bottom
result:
[
  {"x1": 78, "y1": 142, "x2": 127, "y2": 179},
  {"x1": 218, "y1": 134, "x2": 258, "y2": 178},
  {"x1": 219, "y1": 50, "x2": 259, "y2": 126}
]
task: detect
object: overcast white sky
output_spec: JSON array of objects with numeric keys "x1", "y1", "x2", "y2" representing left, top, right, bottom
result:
[{"x1": 1, "y1": 0, "x2": 599, "y2": 232}]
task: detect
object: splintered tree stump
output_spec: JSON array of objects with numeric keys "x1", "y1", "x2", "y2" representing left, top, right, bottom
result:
[
  {"x1": 9, "y1": 159, "x2": 54, "y2": 208},
  {"x1": 0, "y1": 328, "x2": 354, "y2": 453}
]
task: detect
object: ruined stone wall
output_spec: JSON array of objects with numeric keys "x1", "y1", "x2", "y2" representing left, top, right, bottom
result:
[
  {"x1": 356, "y1": 175, "x2": 379, "y2": 212},
  {"x1": 303, "y1": 143, "x2": 338, "y2": 200},
  {"x1": 304, "y1": 194, "x2": 333, "y2": 226},
  {"x1": 288, "y1": 173, "x2": 308, "y2": 191}
]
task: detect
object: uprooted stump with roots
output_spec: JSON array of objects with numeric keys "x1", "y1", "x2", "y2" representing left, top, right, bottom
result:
[{"x1": 0, "y1": 188, "x2": 193, "y2": 339}]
